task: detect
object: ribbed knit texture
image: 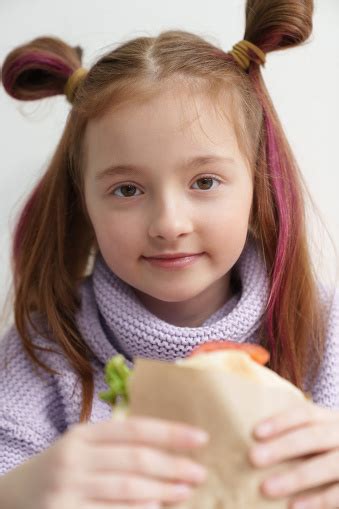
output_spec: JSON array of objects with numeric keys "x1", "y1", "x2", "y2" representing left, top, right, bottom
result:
[
  {"x1": 0, "y1": 236, "x2": 338, "y2": 476},
  {"x1": 91, "y1": 236, "x2": 269, "y2": 364}
]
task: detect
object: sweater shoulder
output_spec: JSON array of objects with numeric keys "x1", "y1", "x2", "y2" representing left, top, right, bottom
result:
[{"x1": 0, "y1": 320, "x2": 68, "y2": 446}]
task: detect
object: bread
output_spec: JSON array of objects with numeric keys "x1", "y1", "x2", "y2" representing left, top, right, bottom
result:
[{"x1": 176, "y1": 349, "x2": 306, "y2": 399}]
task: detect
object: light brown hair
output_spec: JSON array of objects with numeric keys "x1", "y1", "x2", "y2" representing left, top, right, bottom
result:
[{"x1": 1, "y1": 0, "x2": 337, "y2": 422}]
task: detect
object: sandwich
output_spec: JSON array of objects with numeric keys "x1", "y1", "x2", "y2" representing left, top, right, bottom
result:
[
  {"x1": 99, "y1": 341, "x2": 310, "y2": 508},
  {"x1": 99, "y1": 340, "x2": 307, "y2": 416}
]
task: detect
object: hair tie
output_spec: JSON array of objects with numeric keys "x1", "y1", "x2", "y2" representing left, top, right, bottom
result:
[
  {"x1": 64, "y1": 67, "x2": 88, "y2": 104},
  {"x1": 63, "y1": 41, "x2": 264, "y2": 103},
  {"x1": 229, "y1": 40, "x2": 266, "y2": 71}
]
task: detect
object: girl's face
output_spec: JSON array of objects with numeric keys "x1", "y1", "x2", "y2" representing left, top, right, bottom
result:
[{"x1": 83, "y1": 87, "x2": 253, "y2": 324}]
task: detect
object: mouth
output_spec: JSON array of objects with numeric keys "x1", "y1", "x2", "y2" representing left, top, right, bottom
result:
[
  {"x1": 143, "y1": 252, "x2": 204, "y2": 260},
  {"x1": 142, "y1": 253, "x2": 205, "y2": 270}
]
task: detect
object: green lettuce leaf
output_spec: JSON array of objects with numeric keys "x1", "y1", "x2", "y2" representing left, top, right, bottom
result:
[{"x1": 99, "y1": 354, "x2": 132, "y2": 408}]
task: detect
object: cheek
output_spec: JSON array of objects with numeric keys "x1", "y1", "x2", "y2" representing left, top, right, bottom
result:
[
  {"x1": 90, "y1": 207, "x2": 142, "y2": 256},
  {"x1": 84, "y1": 187, "x2": 145, "y2": 266},
  {"x1": 224, "y1": 182, "x2": 253, "y2": 229},
  {"x1": 203, "y1": 194, "x2": 251, "y2": 235},
  {"x1": 200, "y1": 188, "x2": 252, "y2": 259}
]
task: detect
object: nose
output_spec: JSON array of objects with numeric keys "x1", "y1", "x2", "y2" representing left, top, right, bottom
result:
[{"x1": 147, "y1": 193, "x2": 194, "y2": 241}]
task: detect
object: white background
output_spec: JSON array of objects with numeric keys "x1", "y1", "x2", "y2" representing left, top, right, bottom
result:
[{"x1": 0, "y1": 0, "x2": 338, "y2": 334}]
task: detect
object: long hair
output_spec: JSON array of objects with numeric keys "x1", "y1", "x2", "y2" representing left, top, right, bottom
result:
[{"x1": 1, "y1": 0, "x2": 337, "y2": 422}]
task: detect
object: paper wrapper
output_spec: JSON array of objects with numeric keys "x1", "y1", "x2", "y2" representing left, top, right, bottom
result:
[{"x1": 127, "y1": 357, "x2": 312, "y2": 509}]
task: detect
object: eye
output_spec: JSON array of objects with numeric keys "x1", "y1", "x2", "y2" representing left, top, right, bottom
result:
[
  {"x1": 110, "y1": 175, "x2": 222, "y2": 198},
  {"x1": 191, "y1": 175, "x2": 222, "y2": 191},
  {"x1": 111, "y1": 184, "x2": 142, "y2": 198}
]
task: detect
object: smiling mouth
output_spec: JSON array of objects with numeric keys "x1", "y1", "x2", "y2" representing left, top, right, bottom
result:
[
  {"x1": 142, "y1": 253, "x2": 204, "y2": 269},
  {"x1": 144, "y1": 253, "x2": 203, "y2": 260}
]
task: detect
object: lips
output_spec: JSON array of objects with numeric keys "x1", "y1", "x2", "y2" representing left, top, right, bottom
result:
[
  {"x1": 143, "y1": 253, "x2": 204, "y2": 270},
  {"x1": 144, "y1": 253, "x2": 202, "y2": 260}
]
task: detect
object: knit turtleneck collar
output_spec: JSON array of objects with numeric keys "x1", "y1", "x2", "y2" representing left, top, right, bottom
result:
[{"x1": 75, "y1": 236, "x2": 270, "y2": 368}]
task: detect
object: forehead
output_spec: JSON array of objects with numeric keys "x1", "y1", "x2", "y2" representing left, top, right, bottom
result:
[{"x1": 83, "y1": 87, "x2": 240, "y2": 172}]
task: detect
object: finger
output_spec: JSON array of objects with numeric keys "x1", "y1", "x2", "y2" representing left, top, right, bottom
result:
[
  {"x1": 253, "y1": 402, "x2": 327, "y2": 440},
  {"x1": 260, "y1": 449, "x2": 339, "y2": 499},
  {"x1": 84, "y1": 501, "x2": 161, "y2": 509},
  {"x1": 82, "y1": 472, "x2": 193, "y2": 504},
  {"x1": 290, "y1": 482, "x2": 339, "y2": 509},
  {"x1": 86, "y1": 444, "x2": 207, "y2": 484},
  {"x1": 75, "y1": 417, "x2": 209, "y2": 449},
  {"x1": 250, "y1": 422, "x2": 339, "y2": 467}
]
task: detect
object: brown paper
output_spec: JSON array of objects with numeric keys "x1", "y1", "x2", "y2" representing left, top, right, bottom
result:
[{"x1": 128, "y1": 358, "x2": 310, "y2": 509}]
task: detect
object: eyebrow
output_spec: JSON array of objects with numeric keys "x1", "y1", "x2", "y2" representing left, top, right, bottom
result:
[{"x1": 94, "y1": 155, "x2": 235, "y2": 181}]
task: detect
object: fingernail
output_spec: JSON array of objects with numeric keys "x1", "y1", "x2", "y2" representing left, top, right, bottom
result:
[
  {"x1": 190, "y1": 465, "x2": 208, "y2": 481},
  {"x1": 255, "y1": 422, "x2": 272, "y2": 437},
  {"x1": 265, "y1": 476, "x2": 288, "y2": 495},
  {"x1": 174, "y1": 484, "x2": 193, "y2": 497},
  {"x1": 252, "y1": 446, "x2": 271, "y2": 463},
  {"x1": 190, "y1": 430, "x2": 209, "y2": 444},
  {"x1": 292, "y1": 501, "x2": 310, "y2": 509}
]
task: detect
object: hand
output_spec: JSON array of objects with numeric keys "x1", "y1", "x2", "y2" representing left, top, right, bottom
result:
[
  {"x1": 248, "y1": 400, "x2": 339, "y2": 509},
  {"x1": 0, "y1": 416, "x2": 209, "y2": 509}
]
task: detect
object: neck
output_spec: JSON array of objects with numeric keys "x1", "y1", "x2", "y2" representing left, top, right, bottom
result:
[{"x1": 133, "y1": 270, "x2": 235, "y2": 328}]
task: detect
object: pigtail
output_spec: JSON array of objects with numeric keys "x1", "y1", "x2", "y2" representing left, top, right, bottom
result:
[
  {"x1": 1, "y1": 35, "x2": 83, "y2": 101},
  {"x1": 245, "y1": 0, "x2": 313, "y2": 52},
  {"x1": 1, "y1": 37, "x2": 96, "y2": 422},
  {"x1": 241, "y1": 0, "x2": 330, "y2": 388}
]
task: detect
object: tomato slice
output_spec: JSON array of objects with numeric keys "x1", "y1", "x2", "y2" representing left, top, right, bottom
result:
[{"x1": 188, "y1": 340, "x2": 270, "y2": 366}]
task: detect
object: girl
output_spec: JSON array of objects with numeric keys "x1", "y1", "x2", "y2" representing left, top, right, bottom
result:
[{"x1": 1, "y1": 0, "x2": 339, "y2": 508}]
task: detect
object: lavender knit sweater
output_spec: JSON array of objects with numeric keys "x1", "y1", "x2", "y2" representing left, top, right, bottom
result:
[{"x1": 0, "y1": 237, "x2": 338, "y2": 476}]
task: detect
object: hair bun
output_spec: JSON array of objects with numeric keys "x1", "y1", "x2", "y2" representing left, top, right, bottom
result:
[
  {"x1": 0, "y1": 35, "x2": 83, "y2": 101},
  {"x1": 244, "y1": 0, "x2": 314, "y2": 56}
]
